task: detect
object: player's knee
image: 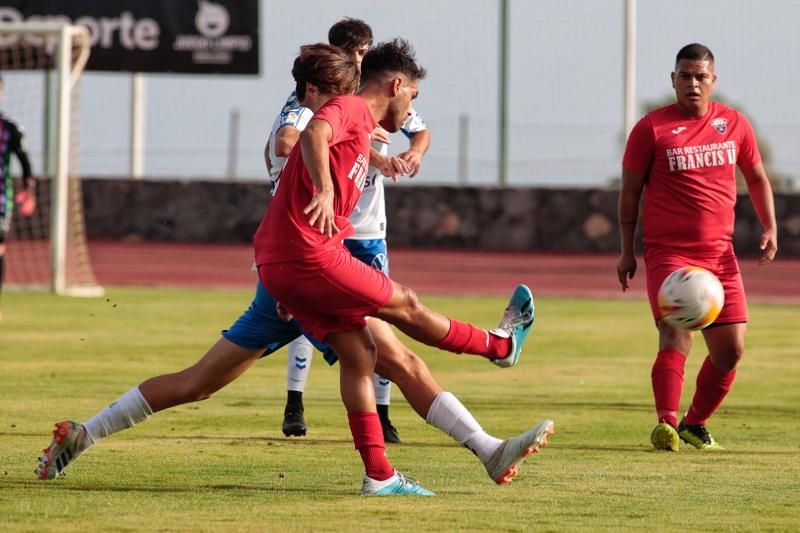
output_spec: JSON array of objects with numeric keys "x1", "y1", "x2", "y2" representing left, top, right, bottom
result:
[
  {"x1": 712, "y1": 345, "x2": 744, "y2": 373},
  {"x1": 657, "y1": 320, "x2": 693, "y2": 353}
]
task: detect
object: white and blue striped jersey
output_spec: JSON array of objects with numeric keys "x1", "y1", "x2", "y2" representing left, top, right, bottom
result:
[
  {"x1": 267, "y1": 90, "x2": 314, "y2": 186},
  {"x1": 349, "y1": 110, "x2": 428, "y2": 240}
]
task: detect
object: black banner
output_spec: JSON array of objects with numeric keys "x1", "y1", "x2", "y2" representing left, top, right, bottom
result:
[{"x1": 0, "y1": 1, "x2": 259, "y2": 74}]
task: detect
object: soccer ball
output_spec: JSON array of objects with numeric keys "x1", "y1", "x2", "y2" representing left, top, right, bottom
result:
[{"x1": 658, "y1": 266, "x2": 725, "y2": 330}]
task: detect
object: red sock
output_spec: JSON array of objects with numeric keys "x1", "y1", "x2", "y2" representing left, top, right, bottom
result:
[
  {"x1": 434, "y1": 319, "x2": 510, "y2": 358},
  {"x1": 684, "y1": 356, "x2": 736, "y2": 426},
  {"x1": 651, "y1": 348, "x2": 686, "y2": 428},
  {"x1": 348, "y1": 412, "x2": 393, "y2": 481}
]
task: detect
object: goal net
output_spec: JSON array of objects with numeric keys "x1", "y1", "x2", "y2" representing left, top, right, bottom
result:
[{"x1": 0, "y1": 23, "x2": 102, "y2": 296}]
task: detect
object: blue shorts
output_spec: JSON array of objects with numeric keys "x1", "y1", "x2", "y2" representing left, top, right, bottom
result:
[
  {"x1": 344, "y1": 239, "x2": 389, "y2": 274},
  {"x1": 223, "y1": 239, "x2": 389, "y2": 365},
  {"x1": 222, "y1": 282, "x2": 337, "y2": 364}
]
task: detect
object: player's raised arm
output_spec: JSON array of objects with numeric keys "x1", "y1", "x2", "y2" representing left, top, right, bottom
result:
[
  {"x1": 741, "y1": 161, "x2": 778, "y2": 264},
  {"x1": 300, "y1": 118, "x2": 338, "y2": 237}
]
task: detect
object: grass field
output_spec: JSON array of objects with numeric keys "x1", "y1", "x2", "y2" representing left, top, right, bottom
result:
[{"x1": 1, "y1": 287, "x2": 799, "y2": 532}]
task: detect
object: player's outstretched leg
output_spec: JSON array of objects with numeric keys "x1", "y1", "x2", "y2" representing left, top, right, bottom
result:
[
  {"x1": 36, "y1": 338, "x2": 262, "y2": 479},
  {"x1": 483, "y1": 420, "x2": 555, "y2": 485},
  {"x1": 375, "y1": 283, "x2": 535, "y2": 368}
]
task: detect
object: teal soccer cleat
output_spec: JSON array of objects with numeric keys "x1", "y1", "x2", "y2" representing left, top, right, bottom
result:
[
  {"x1": 490, "y1": 284, "x2": 535, "y2": 368},
  {"x1": 361, "y1": 470, "x2": 435, "y2": 496}
]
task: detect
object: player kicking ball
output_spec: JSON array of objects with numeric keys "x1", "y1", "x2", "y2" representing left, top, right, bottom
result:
[{"x1": 36, "y1": 42, "x2": 553, "y2": 495}]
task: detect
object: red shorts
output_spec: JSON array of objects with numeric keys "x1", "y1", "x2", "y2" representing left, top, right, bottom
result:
[
  {"x1": 258, "y1": 245, "x2": 394, "y2": 341},
  {"x1": 644, "y1": 245, "x2": 748, "y2": 325}
]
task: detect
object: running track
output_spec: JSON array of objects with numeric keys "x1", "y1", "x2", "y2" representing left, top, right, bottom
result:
[{"x1": 86, "y1": 241, "x2": 800, "y2": 304}]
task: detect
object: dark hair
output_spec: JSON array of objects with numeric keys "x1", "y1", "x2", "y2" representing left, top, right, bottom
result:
[
  {"x1": 328, "y1": 18, "x2": 373, "y2": 52},
  {"x1": 292, "y1": 43, "x2": 359, "y2": 100},
  {"x1": 676, "y1": 43, "x2": 714, "y2": 67},
  {"x1": 360, "y1": 38, "x2": 427, "y2": 84}
]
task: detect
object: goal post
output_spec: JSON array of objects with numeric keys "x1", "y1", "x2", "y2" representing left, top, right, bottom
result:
[{"x1": 0, "y1": 22, "x2": 103, "y2": 296}]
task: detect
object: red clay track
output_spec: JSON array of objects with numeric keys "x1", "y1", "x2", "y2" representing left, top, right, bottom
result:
[{"x1": 84, "y1": 241, "x2": 800, "y2": 304}]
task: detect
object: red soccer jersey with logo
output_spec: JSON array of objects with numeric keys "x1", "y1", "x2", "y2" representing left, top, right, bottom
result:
[
  {"x1": 622, "y1": 102, "x2": 760, "y2": 254},
  {"x1": 254, "y1": 95, "x2": 376, "y2": 264}
]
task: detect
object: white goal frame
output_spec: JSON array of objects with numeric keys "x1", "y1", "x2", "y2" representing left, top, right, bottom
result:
[{"x1": 0, "y1": 23, "x2": 100, "y2": 296}]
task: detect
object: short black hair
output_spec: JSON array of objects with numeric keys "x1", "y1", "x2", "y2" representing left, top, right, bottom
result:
[
  {"x1": 360, "y1": 38, "x2": 427, "y2": 84},
  {"x1": 675, "y1": 43, "x2": 714, "y2": 67},
  {"x1": 328, "y1": 18, "x2": 373, "y2": 51}
]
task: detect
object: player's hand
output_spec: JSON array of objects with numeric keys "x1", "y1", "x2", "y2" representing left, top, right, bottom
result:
[
  {"x1": 303, "y1": 187, "x2": 339, "y2": 238},
  {"x1": 15, "y1": 189, "x2": 36, "y2": 217},
  {"x1": 616, "y1": 253, "x2": 637, "y2": 292},
  {"x1": 276, "y1": 301, "x2": 293, "y2": 322},
  {"x1": 383, "y1": 156, "x2": 412, "y2": 183},
  {"x1": 371, "y1": 126, "x2": 391, "y2": 145},
  {"x1": 398, "y1": 150, "x2": 423, "y2": 177},
  {"x1": 758, "y1": 226, "x2": 778, "y2": 265}
]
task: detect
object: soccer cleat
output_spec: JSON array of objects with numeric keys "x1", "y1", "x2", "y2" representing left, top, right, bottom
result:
[
  {"x1": 380, "y1": 416, "x2": 401, "y2": 444},
  {"x1": 650, "y1": 422, "x2": 680, "y2": 452},
  {"x1": 282, "y1": 408, "x2": 307, "y2": 437},
  {"x1": 490, "y1": 284, "x2": 535, "y2": 368},
  {"x1": 484, "y1": 419, "x2": 554, "y2": 485},
  {"x1": 361, "y1": 470, "x2": 435, "y2": 496},
  {"x1": 678, "y1": 419, "x2": 724, "y2": 450},
  {"x1": 36, "y1": 420, "x2": 90, "y2": 480}
]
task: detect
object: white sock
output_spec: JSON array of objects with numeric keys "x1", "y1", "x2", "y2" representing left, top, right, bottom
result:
[
  {"x1": 426, "y1": 391, "x2": 503, "y2": 463},
  {"x1": 287, "y1": 336, "x2": 313, "y2": 392},
  {"x1": 83, "y1": 386, "x2": 153, "y2": 445},
  {"x1": 373, "y1": 373, "x2": 392, "y2": 405}
]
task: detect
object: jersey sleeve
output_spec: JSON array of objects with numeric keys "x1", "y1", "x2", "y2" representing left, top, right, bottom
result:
[
  {"x1": 622, "y1": 115, "x2": 655, "y2": 176},
  {"x1": 400, "y1": 109, "x2": 427, "y2": 139},
  {"x1": 277, "y1": 107, "x2": 313, "y2": 132},
  {"x1": 312, "y1": 97, "x2": 349, "y2": 145},
  {"x1": 736, "y1": 112, "x2": 761, "y2": 172}
]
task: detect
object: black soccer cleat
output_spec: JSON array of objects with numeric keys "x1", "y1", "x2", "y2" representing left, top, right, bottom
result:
[
  {"x1": 282, "y1": 409, "x2": 307, "y2": 437},
  {"x1": 380, "y1": 416, "x2": 401, "y2": 444},
  {"x1": 678, "y1": 418, "x2": 723, "y2": 450}
]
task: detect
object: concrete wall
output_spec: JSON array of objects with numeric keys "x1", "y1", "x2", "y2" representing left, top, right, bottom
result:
[{"x1": 82, "y1": 179, "x2": 800, "y2": 256}]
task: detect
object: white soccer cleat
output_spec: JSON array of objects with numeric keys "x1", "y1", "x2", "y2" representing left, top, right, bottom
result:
[
  {"x1": 361, "y1": 470, "x2": 435, "y2": 496},
  {"x1": 36, "y1": 420, "x2": 90, "y2": 480},
  {"x1": 490, "y1": 284, "x2": 535, "y2": 368},
  {"x1": 484, "y1": 419, "x2": 554, "y2": 485}
]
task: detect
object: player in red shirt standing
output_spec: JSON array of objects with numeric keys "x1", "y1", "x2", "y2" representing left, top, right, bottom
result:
[
  {"x1": 617, "y1": 43, "x2": 778, "y2": 451},
  {"x1": 255, "y1": 40, "x2": 539, "y2": 494}
]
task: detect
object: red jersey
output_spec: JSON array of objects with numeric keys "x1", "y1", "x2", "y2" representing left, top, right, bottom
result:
[
  {"x1": 623, "y1": 102, "x2": 760, "y2": 254},
  {"x1": 254, "y1": 95, "x2": 376, "y2": 264}
]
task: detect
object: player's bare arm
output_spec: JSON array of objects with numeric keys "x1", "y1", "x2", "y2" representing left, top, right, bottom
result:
[
  {"x1": 398, "y1": 128, "x2": 431, "y2": 178},
  {"x1": 741, "y1": 161, "x2": 778, "y2": 264},
  {"x1": 617, "y1": 166, "x2": 646, "y2": 291},
  {"x1": 300, "y1": 118, "x2": 338, "y2": 237},
  {"x1": 275, "y1": 125, "x2": 301, "y2": 157}
]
